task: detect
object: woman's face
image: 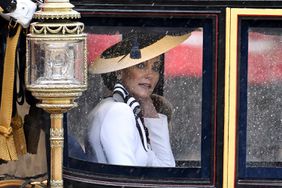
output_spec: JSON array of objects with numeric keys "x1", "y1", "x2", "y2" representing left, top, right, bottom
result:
[{"x1": 120, "y1": 56, "x2": 161, "y2": 100}]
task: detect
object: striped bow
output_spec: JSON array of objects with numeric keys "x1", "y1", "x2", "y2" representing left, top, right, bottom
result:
[{"x1": 113, "y1": 83, "x2": 151, "y2": 151}]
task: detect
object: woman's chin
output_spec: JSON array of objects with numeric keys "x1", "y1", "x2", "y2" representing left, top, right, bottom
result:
[{"x1": 133, "y1": 93, "x2": 152, "y2": 101}]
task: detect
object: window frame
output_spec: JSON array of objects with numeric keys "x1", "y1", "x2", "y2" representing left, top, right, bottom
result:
[
  {"x1": 63, "y1": 11, "x2": 219, "y2": 188},
  {"x1": 224, "y1": 8, "x2": 282, "y2": 188}
]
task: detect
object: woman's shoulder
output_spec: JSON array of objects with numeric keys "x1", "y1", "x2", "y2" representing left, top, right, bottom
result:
[
  {"x1": 91, "y1": 97, "x2": 133, "y2": 117},
  {"x1": 87, "y1": 98, "x2": 135, "y2": 131},
  {"x1": 107, "y1": 100, "x2": 133, "y2": 115},
  {"x1": 98, "y1": 99, "x2": 136, "y2": 132}
]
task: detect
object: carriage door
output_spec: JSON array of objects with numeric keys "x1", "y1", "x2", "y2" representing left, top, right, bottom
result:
[{"x1": 224, "y1": 8, "x2": 282, "y2": 188}]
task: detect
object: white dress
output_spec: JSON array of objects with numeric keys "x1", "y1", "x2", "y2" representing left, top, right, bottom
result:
[{"x1": 87, "y1": 97, "x2": 175, "y2": 167}]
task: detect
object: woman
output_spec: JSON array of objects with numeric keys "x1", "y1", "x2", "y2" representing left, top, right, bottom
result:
[{"x1": 87, "y1": 31, "x2": 190, "y2": 167}]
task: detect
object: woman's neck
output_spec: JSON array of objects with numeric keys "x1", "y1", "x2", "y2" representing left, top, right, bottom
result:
[{"x1": 138, "y1": 97, "x2": 159, "y2": 118}]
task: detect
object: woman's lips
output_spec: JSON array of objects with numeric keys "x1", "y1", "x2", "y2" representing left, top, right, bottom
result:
[{"x1": 138, "y1": 83, "x2": 151, "y2": 89}]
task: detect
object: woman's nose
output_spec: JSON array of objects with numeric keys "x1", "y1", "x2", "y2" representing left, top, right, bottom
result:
[{"x1": 144, "y1": 67, "x2": 156, "y2": 80}]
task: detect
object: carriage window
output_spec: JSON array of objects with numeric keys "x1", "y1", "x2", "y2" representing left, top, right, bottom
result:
[
  {"x1": 67, "y1": 29, "x2": 204, "y2": 166},
  {"x1": 238, "y1": 20, "x2": 282, "y2": 179},
  {"x1": 64, "y1": 17, "x2": 216, "y2": 185},
  {"x1": 163, "y1": 30, "x2": 203, "y2": 166}
]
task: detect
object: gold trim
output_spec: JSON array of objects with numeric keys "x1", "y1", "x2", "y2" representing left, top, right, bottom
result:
[
  {"x1": 0, "y1": 179, "x2": 26, "y2": 187},
  {"x1": 50, "y1": 114, "x2": 64, "y2": 119},
  {"x1": 49, "y1": 113, "x2": 63, "y2": 187},
  {"x1": 37, "y1": 103, "x2": 77, "y2": 114},
  {"x1": 30, "y1": 22, "x2": 84, "y2": 35},
  {"x1": 38, "y1": 103, "x2": 77, "y2": 109},
  {"x1": 231, "y1": 8, "x2": 282, "y2": 16},
  {"x1": 27, "y1": 85, "x2": 87, "y2": 90},
  {"x1": 50, "y1": 140, "x2": 64, "y2": 148},
  {"x1": 26, "y1": 35, "x2": 86, "y2": 40},
  {"x1": 224, "y1": 7, "x2": 237, "y2": 188},
  {"x1": 50, "y1": 128, "x2": 64, "y2": 138},
  {"x1": 24, "y1": 0, "x2": 87, "y2": 187},
  {"x1": 223, "y1": 8, "x2": 282, "y2": 188},
  {"x1": 34, "y1": 1, "x2": 80, "y2": 20},
  {"x1": 84, "y1": 37, "x2": 88, "y2": 86},
  {"x1": 43, "y1": 99, "x2": 72, "y2": 104},
  {"x1": 50, "y1": 139, "x2": 64, "y2": 147},
  {"x1": 34, "y1": 10, "x2": 80, "y2": 20},
  {"x1": 50, "y1": 180, "x2": 63, "y2": 187},
  {"x1": 31, "y1": 92, "x2": 83, "y2": 98}
]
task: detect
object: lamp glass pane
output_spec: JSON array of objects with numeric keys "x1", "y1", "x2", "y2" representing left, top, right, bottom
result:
[{"x1": 27, "y1": 39, "x2": 86, "y2": 86}]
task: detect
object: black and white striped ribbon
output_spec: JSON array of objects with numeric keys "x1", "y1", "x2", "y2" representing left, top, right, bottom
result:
[{"x1": 113, "y1": 83, "x2": 151, "y2": 151}]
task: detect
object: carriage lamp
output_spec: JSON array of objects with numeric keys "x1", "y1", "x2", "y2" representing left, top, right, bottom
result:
[{"x1": 25, "y1": 0, "x2": 87, "y2": 187}]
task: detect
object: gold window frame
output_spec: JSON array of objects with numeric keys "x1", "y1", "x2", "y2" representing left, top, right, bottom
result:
[{"x1": 224, "y1": 8, "x2": 282, "y2": 188}]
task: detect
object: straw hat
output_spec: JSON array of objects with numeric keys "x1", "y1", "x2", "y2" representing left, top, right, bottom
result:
[{"x1": 89, "y1": 31, "x2": 191, "y2": 74}]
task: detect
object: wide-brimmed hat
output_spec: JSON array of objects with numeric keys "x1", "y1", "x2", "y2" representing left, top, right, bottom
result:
[{"x1": 89, "y1": 31, "x2": 192, "y2": 74}]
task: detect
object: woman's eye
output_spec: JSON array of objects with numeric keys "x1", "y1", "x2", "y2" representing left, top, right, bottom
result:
[
  {"x1": 152, "y1": 65, "x2": 161, "y2": 72},
  {"x1": 136, "y1": 63, "x2": 146, "y2": 69},
  {"x1": 152, "y1": 62, "x2": 161, "y2": 72}
]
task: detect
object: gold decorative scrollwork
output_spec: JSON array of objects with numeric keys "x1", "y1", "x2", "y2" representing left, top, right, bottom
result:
[
  {"x1": 34, "y1": 12, "x2": 80, "y2": 20},
  {"x1": 46, "y1": 26, "x2": 63, "y2": 34},
  {"x1": 50, "y1": 128, "x2": 64, "y2": 148},
  {"x1": 30, "y1": 23, "x2": 84, "y2": 35},
  {"x1": 50, "y1": 140, "x2": 64, "y2": 148},
  {"x1": 50, "y1": 128, "x2": 64, "y2": 138},
  {"x1": 50, "y1": 114, "x2": 63, "y2": 119}
]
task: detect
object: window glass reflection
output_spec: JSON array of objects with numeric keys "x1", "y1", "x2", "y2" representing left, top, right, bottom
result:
[
  {"x1": 164, "y1": 30, "x2": 203, "y2": 166},
  {"x1": 246, "y1": 27, "x2": 282, "y2": 167},
  {"x1": 67, "y1": 28, "x2": 204, "y2": 168}
]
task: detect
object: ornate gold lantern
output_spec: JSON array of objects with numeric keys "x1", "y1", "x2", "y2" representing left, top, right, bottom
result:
[{"x1": 25, "y1": 0, "x2": 87, "y2": 187}]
